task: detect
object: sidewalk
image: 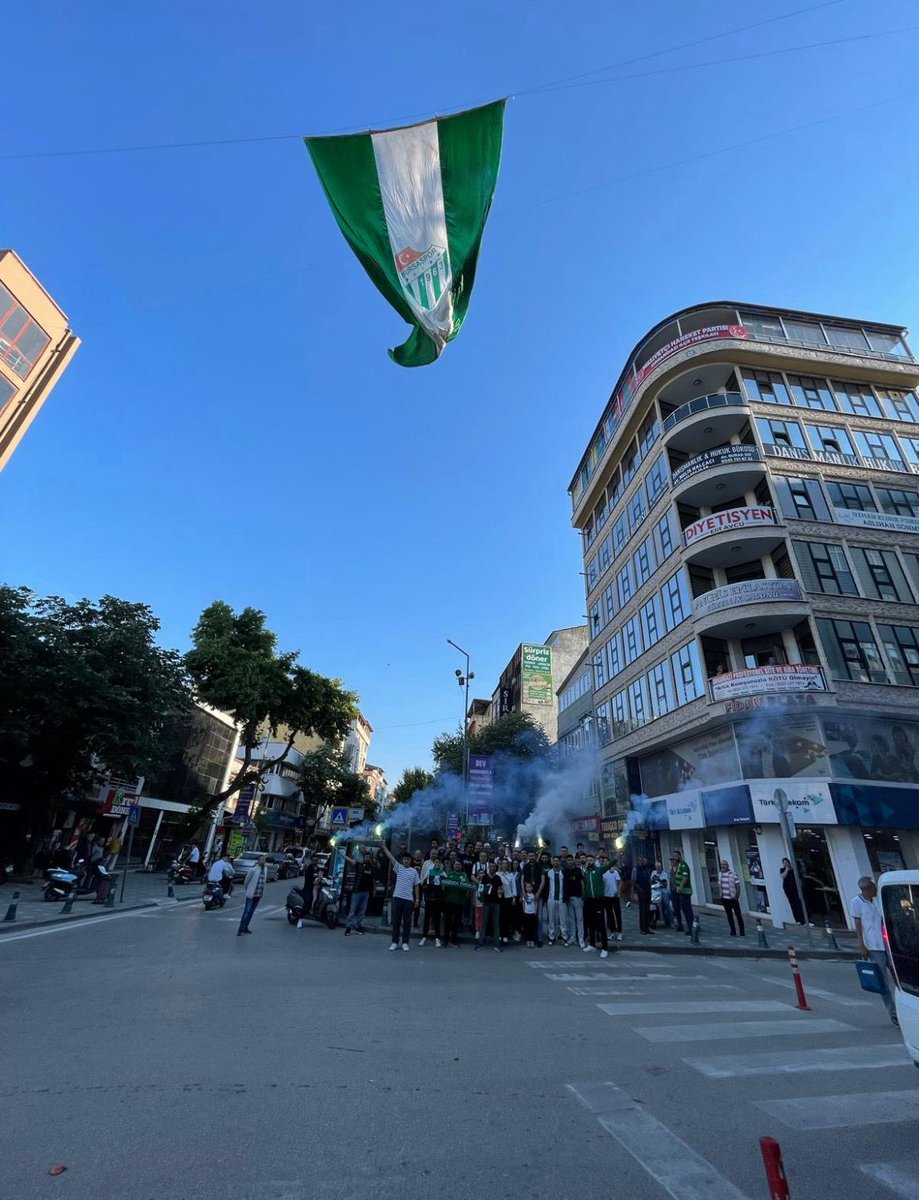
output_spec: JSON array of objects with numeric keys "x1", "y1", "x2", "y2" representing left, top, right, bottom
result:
[{"x1": 0, "y1": 866, "x2": 194, "y2": 930}]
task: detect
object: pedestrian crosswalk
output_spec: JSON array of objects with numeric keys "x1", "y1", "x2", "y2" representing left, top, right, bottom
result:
[{"x1": 527, "y1": 951, "x2": 917, "y2": 1198}]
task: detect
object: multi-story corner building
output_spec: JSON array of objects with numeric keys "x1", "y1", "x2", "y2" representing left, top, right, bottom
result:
[
  {"x1": 0, "y1": 250, "x2": 80, "y2": 470},
  {"x1": 569, "y1": 302, "x2": 919, "y2": 929},
  {"x1": 490, "y1": 627, "x2": 589, "y2": 746}
]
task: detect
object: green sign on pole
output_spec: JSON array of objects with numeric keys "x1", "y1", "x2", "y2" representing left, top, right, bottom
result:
[{"x1": 521, "y1": 644, "x2": 553, "y2": 706}]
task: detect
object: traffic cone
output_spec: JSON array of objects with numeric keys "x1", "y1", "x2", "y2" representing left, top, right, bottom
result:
[
  {"x1": 756, "y1": 919, "x2": 769, "y2": 949},
  {"x1": 3, "y1": 890, "x2": 20, "y2": 922}
]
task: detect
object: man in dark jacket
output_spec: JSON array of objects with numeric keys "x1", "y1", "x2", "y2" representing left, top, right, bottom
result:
[
  {"x1": 521, "y1": 849, "x2": 545, "y2": 946},
  {"x1": 634, "y1": 857, "x2": 653, "y2": 935},
  {"x1": 562, "y1": 855, "x2": 585, "y2": 948}
]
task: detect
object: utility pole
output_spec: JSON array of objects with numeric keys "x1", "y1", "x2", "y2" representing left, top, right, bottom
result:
[{"x1": 447, "y1": 639, "x2": 474, "y2": 832}]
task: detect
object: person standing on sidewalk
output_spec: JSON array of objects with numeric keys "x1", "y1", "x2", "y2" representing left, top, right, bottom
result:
[
  {"x1": 343, "y1": 850, "x2": 374, "y2": 936},
  {"x1": 851, "y1": 876, "x2": 899, "y2": 1027},
  {"x1": 521, "y1": 850, "x2": 545, "y2": 946},
  {"x1": 669, "y1": 850, "x2": 694, "y2": 935},
  {"x1": 381, "y1": 844, "x2": 420, "y2": 951},
  {"x1": 418, "y1": 854, "x2": 446, "y2": 947},
  {"x1": 562, "y1": 854, "x2": 586, "y2": 948},
  {"x1": 634, "y1": 857, "x2": 653, "y2": 935},
  {"x1": 237, "y1": 855, "x2": 268, "y2": 935},
  {"x1": 717, "y1": 859, "x2": 745, "y2": 937},
  {"x1": 442, "y1": 855, "x2": 473, "y2": 947},
  {"x1": 476, "y1": 861, "x2": 504, "y2": 951},
  {"x1": 582, "y1": 854, "x2": 609, "y2": 957},
  {"x1": 651, "y1": 859, "x2": 673, "y2": 928},
  {"x1": 603, "y1": 860, "x2": 623, "y2": 942},
  {"x1": 544, "y1": 856, "x2": 566, "y2": 945}
]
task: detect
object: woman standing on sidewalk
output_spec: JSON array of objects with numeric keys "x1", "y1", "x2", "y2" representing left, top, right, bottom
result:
[{"x1": 497, "y1": 858, "x2": 518, "y2": 944}]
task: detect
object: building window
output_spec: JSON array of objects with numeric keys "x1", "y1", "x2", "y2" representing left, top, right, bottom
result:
[
  {"x1": 878, "y1": 389, "x2": 919, "y2": 423},
  {"x1": 853, "y1": 430, "x2": 905, "y2": 469},
  {"x1": 646, "y1": 451, "x2": 668, "y2": 503},
  {"x1": 586, "y1": 554, "x2": 598, "y2": 589},
  {"x1": 850, "y1": 547, "x2": 912, "y2": 602},
  {"x1": 793, "y1": 541, "x2": 859, "y2": 595},
  {"x1": 656, "y1": 511, "x2": 675, "y2": 561},
  {"x1": 617, "y1": 561, "x2": 634, "y2": 608},
  {"x1": 740, "y1": 312, "x2": 785, "y2": 341},
  {"x1": 866, "y1": 330, "x2": 910, "y2": 358},
  {"x1": 662, "y1": 569, "x2": 690, "y2": 630},
  {"x1": 593, "y1": 649, "x2": 606, "y2": 690},
  {"x1": 648, "y1": 659, "x2": 675, "y2": 718},
  {"x1": 671, "y1": 640, "x2": 705, "y2": 705},
  {"x1": 788, "y1": 374, "x2": 836, "y2": 412},
  {"x1": 826, "y1": 480, "x2": 876, "y2": 512},
  {"x1": 584, "y1": 519, "x2": 595, "y2": 551},
  {"x1": 598, "y1": 532, "x2": 613, "y2": 572},
  {"x1": 628, "y1": 677, "x2": 649, "y2": 727},
  {"x1": 640, "y1": 594, "x2": 663, "y2": 648},
  {"x1": 877, "y1": 625, "x2": 919, "y2": 686},
  {"x1": 825, "y1": 326, "x2": 870, "y2": 353},
  {"x1": 604, "y1": 582, "x2": 617, "y2": 624},
  {"x1": 757, "y1": 417, "x2": 809, "y2": 457},
  {"x1": 743, "y1": 369, "x2": 791, "y2": 405},
  {"x1": 590, "y1": 600, "x2": 602, "y2": 636},
  {"x1": 817, "y1": 618, "x2": 887, "y2": 683},
  {"x1": 623, "y1": 617, "x2": 643, "y2": 666},
  {"x1": 622, "y1": 442, "x2": 639, "y2": 485},
  {"x1": 628, "y1": 488, "x2": 647, "y2": 532},
  {"x1": 832, "y1": 380, "x2": 883, "y2": 418},
  {"x1": 634, "y1": 536, "x2": 656, "y2": 586},
  {"x1": 638, "y1": 410, "x2": 660, "y2": 457},
  {"x1": 0, "y1": 375, "x2": 15, "y2": 414},
  {"x1": 877, "y1": 487, "x2": 919, "y2": 517},
  {"x1": 611, "y1": 690, "x2": 629, "y2": 737},
  {"x1": 608, "y1": 469, "x2": 623, "y2": 511},
  {"x1": 612, "y1": 514, "x2": 628, "y2": 555},
  {"x1": 0, "y1": 282, "x2": 50, "y2": 380},
  {"x1": 607, "y1": 631, "x2": 623, "y2": 680},
  {"x1": 775, "y1": 476, "x2": 830, "y2": 522},
  {"x1": 783, "y1": 318, "x2": 828, "y2": 347},
  {"x1": 804, "y1": 422, "x2": 857, "y2": 464}
]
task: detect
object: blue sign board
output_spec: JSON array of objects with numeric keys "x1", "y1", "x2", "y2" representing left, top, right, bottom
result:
[
  {"x1": 128, "y1": 804, "x2": 140, "y2": 827},
  {"x1": 468, "y1": 755, "x2": 494, "y2": 803},
  {"x1": 331, "y1": 806, "x2": 349, "y2": 828}
]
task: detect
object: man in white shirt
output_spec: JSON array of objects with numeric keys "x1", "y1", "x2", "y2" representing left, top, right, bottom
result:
[
  {"x1": 603, "y1": 862, "x2": 623, "y2": 941},
  {"x1": 851, "y1": 876, "x2": 898, "y2": 1026},
  {"x1": 237, "y1": 855, "x2": 268, "y2": 935},
  {"x1": 382, "y1": 844, "x2": 420, "y2": 951},
  {"x1": 208, "y1": 854, "x2": 234, "y2": 890},
  {"x1": 544, "y1": 857, "x2": 567, "y2": 945}
]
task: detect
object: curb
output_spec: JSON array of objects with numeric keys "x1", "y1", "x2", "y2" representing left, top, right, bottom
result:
[{"x1": 0, "y1": 901, "x2": 159, "y2": 933}]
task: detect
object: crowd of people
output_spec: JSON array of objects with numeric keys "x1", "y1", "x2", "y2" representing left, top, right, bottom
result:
[{"x1": 333, "y1": 837, "x2": 711, "y2": 952}]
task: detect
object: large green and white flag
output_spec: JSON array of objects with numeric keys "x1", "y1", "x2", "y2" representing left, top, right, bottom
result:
[{"x1": 305, "y1": 101, "x2": 504, "y2": 368}]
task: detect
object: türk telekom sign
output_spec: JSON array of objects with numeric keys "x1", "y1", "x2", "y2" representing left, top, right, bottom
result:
[{"x1": 683, "y1": 506, "x2": 778, "y2": 547}]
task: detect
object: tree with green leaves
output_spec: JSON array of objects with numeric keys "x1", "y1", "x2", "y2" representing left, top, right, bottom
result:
[
  {"x1": 185, "y1": 601, "x2": 358, "y2": 827},
  {"x1": 0, "y1": 586, "x2": 192, "y2": 847},
  {"x1": 390, "y1": 766, "x2": 434, "y2": 806},
  {"x1": 432, "y1": 711, "x2": 549, "y2": 776},
  {"x1": 296, "y1": 745, "x2": 376, "y2": 828}
]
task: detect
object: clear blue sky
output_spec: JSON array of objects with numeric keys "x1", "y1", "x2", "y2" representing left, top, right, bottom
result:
[{"x1": 3, "y1": 1, "x2": 919, "y2": 784}]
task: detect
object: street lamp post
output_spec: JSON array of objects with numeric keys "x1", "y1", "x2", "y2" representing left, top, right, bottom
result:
[{"x1": 447, "y1": 639, "x2": 474, "y2": 832}]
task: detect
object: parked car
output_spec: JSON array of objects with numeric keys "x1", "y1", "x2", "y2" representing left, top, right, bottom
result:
[
  {"x1": 231, "y1": 852, "x2": 280, "y2": 883},
  {"x1": 879, "y1": 870, "x2": 919, "y2": 1068}
]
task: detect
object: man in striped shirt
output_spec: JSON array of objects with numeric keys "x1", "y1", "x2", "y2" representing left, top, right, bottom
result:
[{"x1": 717, "y1": 860, "x2": 745, "y2": 937}]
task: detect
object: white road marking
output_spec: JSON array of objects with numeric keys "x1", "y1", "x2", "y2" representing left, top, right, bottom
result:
[
  {"x1": 636, "y1": 1018, "x2": 852, "y2": 1043},
  {"x1": 859, "y1": 1162, "x2": 919, "y2": 1196},
  {"x1": 685, "y1": 1043, "x2": 911, "y2": 1078},
  {"x1": 598, "y1": 999, "x2": 790, "y2": 1016},
  {"x1": 545, "y1": 972, "x2": 627, "y2": 982},
  {"x1": 755, "y1": 975, "x2": 870, "y2": 1007},
  {"x1": 568, "y1": 984, "x2": 741, "y2": 996},
  {"x1": 568, "y1": 1081, "x2": 753, "y2": 1200},
  {"x1": 756, "y1": 1090, "x2": 919, "y2": 1129},
  {"x1": 545, "y1": 967, "x2": 706, "y2": 978},
  {"x1": 0, "y1": 907, "x2": 160, "y2": 943}
]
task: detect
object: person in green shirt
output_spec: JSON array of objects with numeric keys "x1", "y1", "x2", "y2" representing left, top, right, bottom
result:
[
  {"x1": 582, "y1": 854, "x2": 610, "y2": 956},
  {"x1": 419, "y1": 854, "x2": 446, "y2": 947},
  {"x1": 669, "y1": 850, "x2": 694, "y2": 935},
  {"x1": 441, "y1": 855, "x2": 474, "y2": 948}
]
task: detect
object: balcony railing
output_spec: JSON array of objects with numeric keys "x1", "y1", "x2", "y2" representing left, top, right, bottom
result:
[{"x1": 662, "y1": 391, "x2": 746, "y2": 433}]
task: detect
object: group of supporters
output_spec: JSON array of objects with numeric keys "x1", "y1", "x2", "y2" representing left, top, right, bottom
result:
[{"x1": 360, "y1": 838, "x2": 706, "y2": 953}]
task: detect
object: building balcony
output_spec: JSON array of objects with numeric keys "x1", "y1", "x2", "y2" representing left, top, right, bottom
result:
[
  {"x1": 661, "y1": 392, "x2": 750, "y2": 453},
  {"x1": 692, "y1": 578, "x2": 809, "y2": 637},
  {"x1": 682, "y1": 506, "x2": 786, "y2": 568},
  {"x1": 670, "y1": 443, "x2": 765, "y2": 506},
  {"x1": 708, "y1": 663, "x2": 828, "y2": 703}
]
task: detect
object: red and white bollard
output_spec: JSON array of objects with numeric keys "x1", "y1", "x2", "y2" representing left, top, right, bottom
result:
[
  {"x1": 760, "y1": 1136, "x2": 791, "y2": 1199},
  {"x1": 787, "y1": 944, "x2": 810, "y2": 1010}
]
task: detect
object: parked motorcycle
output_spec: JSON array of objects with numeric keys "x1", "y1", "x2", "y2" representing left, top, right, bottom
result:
[
  {"x1": 202, "y1": 879, "x2": 228, "y2": 910},
  {"x1": 285, "y1": 876, "x2": 338, "y2": 929},
  {"x1": 167, "y1": 859, "x2": 195, "y2": 885},
  {"x1": 43, "y1": 861, "x2": 109, "y2": 902}
]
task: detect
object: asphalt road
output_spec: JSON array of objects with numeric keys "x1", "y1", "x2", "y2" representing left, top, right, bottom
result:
[{"x1": 2, "y1": 884, "x2": 916, "y2": 1200}]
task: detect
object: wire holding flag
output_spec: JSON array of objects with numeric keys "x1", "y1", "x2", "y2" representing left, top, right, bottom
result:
[{"x1": 305, "y1": 100, "x2": 505, "y2": 367}]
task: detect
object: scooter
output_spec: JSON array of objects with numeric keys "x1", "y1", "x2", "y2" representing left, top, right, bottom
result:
[
  {"x1": 286, "y1": 876, "x2": 338, "y2": 929},
  {"x1": 202, "y1": 879, "x2": 229, "y2": 910},
  {"x1": 43, "y1": 861, "x2": 109, "y2": 902},
  {"x1": 167, "y1": 859, "x2": 195, "y2": 885}
]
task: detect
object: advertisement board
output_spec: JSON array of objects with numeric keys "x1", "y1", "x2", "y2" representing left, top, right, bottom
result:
[
  {"x1": 829, "y1": 507, "x2": 919, "y2": 535},
  {"x1": 748, "y1": 779, "x2": 837, "y2": 825},
  {"x1": 633, "y1": 324, "x2": 749, "y2": 391},
  {"x1": 701, "y1": 784, "x2": 754, "y2": 826},
  {"x1": 710, "y1": 664, "x2": 825, "y2": 701},
  {"x1": 671, "y1": 444, "x2": 762, "y2": 487},
  {"x1": 683, "y1": 506, "x2": 778, "y2": 547},
  {"x1": 736, "y1": 714, "x2": 830, "y2": 779},
  {"x1": 638, "y1": 725, "x2": 741, "y2": 798},
  {"x1": 694, "y1": 579, "x2": 803, "y2": 620},
  {"x1": 663, "y1": 789, "x2": 704, "y2": 830},
  {"x1": 521, "y1": 644, "x2": 553, "y2": 706},
  {"x1": 822, "y1": 716, "x2": 919, "y2": 784}
]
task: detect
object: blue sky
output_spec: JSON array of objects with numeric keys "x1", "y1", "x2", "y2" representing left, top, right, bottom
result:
[{"x1": 3, "y1": 0, "x2": 919, "y2": 784}]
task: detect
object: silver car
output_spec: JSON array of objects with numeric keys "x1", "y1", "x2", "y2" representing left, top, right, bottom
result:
[{"x1": 231, "y1": 852, "x2": 279, "y2": 883}]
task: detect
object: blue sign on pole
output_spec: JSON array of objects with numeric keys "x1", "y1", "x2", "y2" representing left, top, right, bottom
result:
[
  {"x1": 331, "y1": 806, "x2": 349, "y2": 828},
  {"x1": 128, "y1": 804, "x2": 140, "y2": 827}
]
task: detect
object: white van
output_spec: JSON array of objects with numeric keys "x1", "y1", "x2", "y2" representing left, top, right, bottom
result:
[{"x1": 878, "y1": 870, "x2": 919, "y2": 1068}]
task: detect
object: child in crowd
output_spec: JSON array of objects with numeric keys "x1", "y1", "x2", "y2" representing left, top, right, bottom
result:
[{"x1": 521, "y1": 881, "x2": 538, "y2": 948}]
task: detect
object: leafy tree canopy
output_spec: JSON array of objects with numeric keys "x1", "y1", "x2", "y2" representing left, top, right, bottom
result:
[
  {"x1": 390, "y1": 766, "x2": 434, "y2": 805},
  {"x1": 432, "y1": 711, "x2": 549, "y2": 776}
]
